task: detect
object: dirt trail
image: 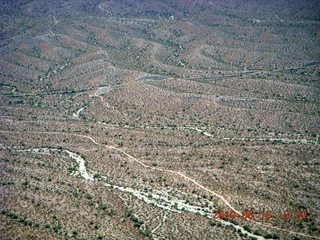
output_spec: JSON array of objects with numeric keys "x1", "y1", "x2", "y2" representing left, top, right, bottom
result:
[{"x1": 2, "y1": 130, "x2": 319, "y2": 239}]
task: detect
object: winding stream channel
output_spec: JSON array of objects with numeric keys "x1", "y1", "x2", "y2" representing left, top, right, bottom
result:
[
  {"x1": 19, "y1": 147, "x2": 264, "y2": 240},
  {"x1": 5, "y1": 59, "x2": 319, "y2": 239}
]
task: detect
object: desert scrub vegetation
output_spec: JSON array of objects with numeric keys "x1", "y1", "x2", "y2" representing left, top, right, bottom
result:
[{"x1": 1, "y1": 1, "x2": 319, "y2": 239}]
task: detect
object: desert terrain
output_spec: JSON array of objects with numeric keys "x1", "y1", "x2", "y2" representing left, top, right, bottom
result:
[{"x1": 1, "y1": 0, "x2": 320, "y2": 239}]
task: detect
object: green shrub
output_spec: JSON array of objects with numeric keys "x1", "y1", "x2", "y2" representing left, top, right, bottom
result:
[
  {"x1": 253, "y1": 230, "x2": 260, "y2": 235},
  {"x1": 244, "y1": 225, "x2": 251, "y2": 233},
  {"x1": 134, "y1": 222, "x2": 141, "y2": 228},
  {"x1": 85, "y1": 193, "x2": 92, "y2": 199},
  {"x1": 131, "y1": 215, "x2": 139, "y2": 222},
  {"x1": 98, "y1": 204, "x2": 107, "y2": 210},
  {"x1": 264, "y1": 233, "x2": 273, "y2": 239},
  {"x1": 209, "y1": 219, "x2": 216, "y2": 226}
]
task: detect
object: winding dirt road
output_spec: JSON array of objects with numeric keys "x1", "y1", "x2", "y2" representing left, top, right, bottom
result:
[{"x1": 1, "y1": 129, "x2": 319, "y2": 239}]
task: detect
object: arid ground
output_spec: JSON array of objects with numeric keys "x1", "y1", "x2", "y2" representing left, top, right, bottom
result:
[{"x1": 1, "y1": 0, "x2": 320, "y2": 239}]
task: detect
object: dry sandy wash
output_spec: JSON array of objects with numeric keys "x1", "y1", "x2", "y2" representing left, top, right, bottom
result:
[{"x1": 1, "y1": 0, "x2": 320, "y2": 239}]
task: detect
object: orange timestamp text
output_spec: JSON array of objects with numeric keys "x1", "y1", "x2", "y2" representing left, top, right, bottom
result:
[{"x1": 212, "y1": 209, "x2": 307, "y2": 220}]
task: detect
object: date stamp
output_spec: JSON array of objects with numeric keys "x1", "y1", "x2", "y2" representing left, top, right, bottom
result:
[{"x1": 212, "y1": 209, "x2": 307, "y2": 220}]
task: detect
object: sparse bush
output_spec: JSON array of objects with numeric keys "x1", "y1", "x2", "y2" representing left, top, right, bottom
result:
[
  {"x1": 134, "y1": 222, "x2": 141, "y2": 228},
  {"x1": 209, "y1": 219, "x2": 216, "y2": 226},
  {"x1": 253, "y1": 230, "x2": 260, "y2": 235},
  {"x1": 98, "y1": 204, "x2": 107, "y2": 210},
  {"x1": 85, "y1": 193, "x2": 93, "y2": 199},
  {"x1": 264, "y1": 233, "x2": 273, "y2": 239},
  {"x1": 243, "y1": 225, "x2": 251, "y2": 233}
]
